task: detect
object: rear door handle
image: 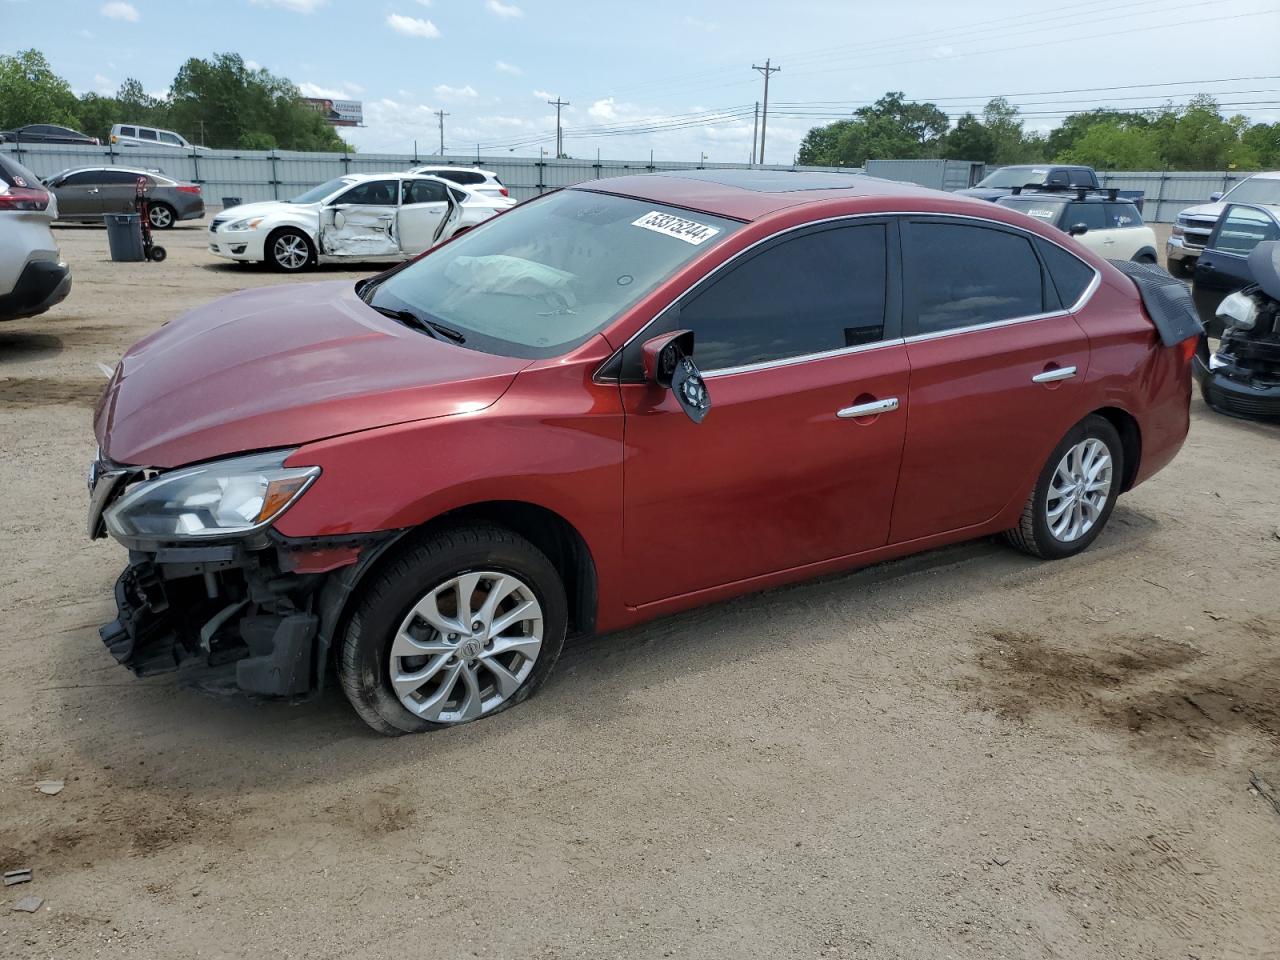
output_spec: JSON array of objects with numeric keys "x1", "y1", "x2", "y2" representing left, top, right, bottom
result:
[
  {"x1": 1032, "y1": 366, "x2": 1078, "y2": 384},
  {"x1": 837, "y1": 397, "x2": 899, "y2": 419}
]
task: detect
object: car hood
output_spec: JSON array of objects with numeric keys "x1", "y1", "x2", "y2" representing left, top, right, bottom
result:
[
  {"x1": 214, "y1": 200, "x2": 307, "y2": 222},
  {"x1": 1179, "y1": 201, "x2": 1226, "y2": 222},
  {"x1": 95, "y1": 280, "x2": 530, "y2": 468}
]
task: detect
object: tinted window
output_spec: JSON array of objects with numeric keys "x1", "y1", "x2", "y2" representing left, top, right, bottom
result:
[
  {"x1": 120, "y1": 126, "x2": 137, "y2": 137},
  {"x1": 1045, "y1": 169, "x2": 1071, "y2": 187},
  {"x1": 1105, "y1": 202, "x2": 1142, "y2": 228},
  {"x1": 0, "y1": 154, "x2": 42, "y2": 188},
  {"x1": 673, "y1": 223, "x2": 888, "y2": 371},
  {"x1": 61, "y1": 170, "x2": 103, "y2": 185},
  {"x1": 100, "y1": 170, "x2": 147, "y2": 185},
  {"x1": 1211, "y1": 205, "x2": 1280, "y2": 256},
  {"x1": 138, "y1": 128, "x2": 158, "y2": 141},
  {"x1": 403, "y1": 178, "x2": 448, "y2": 204},
  {"x1": 1037, "y1": 239, "x2": 1095, "y2": 309},
  {"x1": 449, "y1": 186, "x2": 467, "y2": 204},
  {"x1": 1065, "y1": 202, "x2": 1108, "y2": 231},
  {"x1": 158, "y1": 131, "x2": 183, "y2": 145},
  {"x1": 904, "y1": 222, "x2": 1043, "y2": 334},
  {"x1": 335, "y1": 179, "x2": 398, "y2": 205},
  {"x1": 1066, "y1": 168, "x2": 1095, "y2": 187}
]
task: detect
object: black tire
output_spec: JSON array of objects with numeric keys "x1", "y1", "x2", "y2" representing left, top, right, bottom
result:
[
  {"x1": 1169, "y1": 257, "x2": 1194, "y2": 278},
  {"x1": 148, "y1": 245, "x2": 167, "y2": 262},
  {"x1": 266, "y1": 228, "x2": 315, "y2": 272},
  {"x1": 1135, "y1": 253, "x2": 1157, "y2": 265},
  {"x1": 1004, "y1": 414, "x2": 1124, "y2": 560},
  {"x1": 148, "y1": 202, "x2": 175, "y2": 230},
  {"x1": 338, "y1": 524, "x2": 567, "y2": 735}
]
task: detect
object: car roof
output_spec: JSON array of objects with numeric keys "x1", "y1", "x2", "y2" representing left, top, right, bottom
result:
[
  {"x1": 999, "y1": 192, "x2": 1137, "y2": 205},
  {"x1": 56, "y1": 166, "x2": 173, "y2": 178},
  {"x1": 1244, "y1": 171, "x2": 1280, "y2": 180},
  {"x1": 575, "y1": 168, "x2": 949, "y2": 221},
  {"x1": 412, "y1": 165, "x2": 493, "y2": 174}
]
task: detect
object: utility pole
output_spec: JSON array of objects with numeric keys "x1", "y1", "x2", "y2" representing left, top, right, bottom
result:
[
  {"x1": 434, "y1": 109, "x2": 449, "y2": 155},
  {"x1": 547, "y1": 97, "x2": 569, "y2": 157},
  {"x1": 750, "y1": 102, "x2": 759, "y2": 165},
  {"x1": 751, "y1": 59, "x2": 780, "y2": 164}
]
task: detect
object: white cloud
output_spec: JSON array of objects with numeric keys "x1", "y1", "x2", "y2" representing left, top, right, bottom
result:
[
  {"x1": 588, "y1": 98, "x2": 617, "y2": 122},
  {"x1": 93, "y1": 73, "x2": 114, "y2": 92},
  {"x1": 387, "y1": 13, "x2": 441, "y2": 38},
  {"x1": 532, "y1": 89, "x2": 554, "y2": 100},
  {"x1": 345, "y1": 81, "x2": 365, "y2": 94},
  {"x1": 486, "y1": 0, "x2": 523, "y2": 18},
  {"x1": 245, "y1": 59, "x2": 263, "y2": 71},
  {"x1": 415, "y1": 0, "x2": 431, "y2": 4},
  {"x1": 495, "y1": 60, "x2": 522, "y2": 75},
  {"x1": 434, "y1": 83, "x2": 478, "y2": 100},
  {"x1": 933, "y1": 45, "x2": 956, "y2": 58},
  {"x1": 298, "y1": 81, "x2": 358, "y2": 99},
  {"x1": 250, "y1": 0, "x2": 326, "y2": 12},
  {"x1": 682, "y1": 16, "x2": 718, "y2": 31},
  {"x1": 100, "y1": 2, "x2": 139, "y2": 21},
  {"x1": 78, "y1": 28, "x2": 95, "y2": 38}
]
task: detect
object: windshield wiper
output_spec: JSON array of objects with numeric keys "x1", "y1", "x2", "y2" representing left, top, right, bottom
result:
[{"x1": 368, "y1": 303, "x2": 466, "y2": 344}]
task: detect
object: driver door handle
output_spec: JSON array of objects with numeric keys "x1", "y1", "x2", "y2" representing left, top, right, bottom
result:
[
  {"x1": 837, "y1": 397, "x2": 899, "y2": 419},
  {"x1": 1032, "y1": 365, "x2": 1077, "y2": 384}
]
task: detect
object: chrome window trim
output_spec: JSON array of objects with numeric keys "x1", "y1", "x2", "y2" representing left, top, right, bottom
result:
[{"x1": 596, "y1": 210, "x2": 1101, "y2": 382}]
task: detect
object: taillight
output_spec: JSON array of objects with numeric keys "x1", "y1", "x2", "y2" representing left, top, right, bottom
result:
[
  {"x1": 1178, "y1": 335, "x2": 1202, "y2": 364},
  {"x1": 499, "y1": 186, "x2": 509, "y2": 197},
  {"x1": 0, "y1": 186, "x2": 50, "y2": 211},
  {"x1": 177, "y1": 185, "x2": 201, "y2": 194}
]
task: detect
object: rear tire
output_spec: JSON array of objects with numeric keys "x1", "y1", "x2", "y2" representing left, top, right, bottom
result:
[
  {"x1": 1004, "y1": 414, "x2": 1124, "y2": 560},
  {"x1": 148, "y1": 202, "x2": 175, "y2": 230},
  {"x1": 338, "y1": 524, "x2": 567, "y2": 735}
]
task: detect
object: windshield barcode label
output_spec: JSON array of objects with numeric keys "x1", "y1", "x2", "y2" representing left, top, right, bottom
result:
[{"x1": 632, "y1": 211, "x2": 720, "y2": 245}]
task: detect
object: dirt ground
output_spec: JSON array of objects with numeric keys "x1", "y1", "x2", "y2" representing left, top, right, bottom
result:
[{"x1": 2, "y1": 219, "x2": 1279, "y2": 960}]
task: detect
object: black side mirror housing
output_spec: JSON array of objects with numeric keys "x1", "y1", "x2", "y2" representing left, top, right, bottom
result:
[
  {"x1": 640, "y1": 329, "x2": 710, "y2": 423},
  {"x1": 1068, "y1": 222, "x2": 1089, "y2": 236}
]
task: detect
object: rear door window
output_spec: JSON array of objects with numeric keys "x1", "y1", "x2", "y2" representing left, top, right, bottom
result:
[
  {"x1": 672, "y1": 222, "x2": 891, "y2": 371},
  {"x1": 100, "y1": 170, "x2": 145, "y2": 185},
  {"x1": 138, "y1": 128, "x2": 158, "y2": 141},
  {"x1": 902, "y1": 220, "x2": 1045, "y2": 335},
  {"x1": 402, "y1": 178, "x2": 448, "y2": 204}
]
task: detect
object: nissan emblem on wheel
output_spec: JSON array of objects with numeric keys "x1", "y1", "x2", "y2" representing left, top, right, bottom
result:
[{"x1": 87, "y1": 170, "x2": 1200, "y2": 735}]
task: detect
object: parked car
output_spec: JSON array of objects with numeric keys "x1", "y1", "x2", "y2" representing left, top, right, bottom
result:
[
  {"x1": 1193, "y1": 239, "x2": 1280, "y2": 421},
  {"x1": 206, "y1": 173, "x2": 507, "y2": 271},
  {"x1": 1167, "y1": 172, "x2": 1280, "y2": 276},
  {"x1": 109, "y1": 124, "x2": 201, "y2": 151},
  {"x1": 407, "y1": 165, "x2": 515, "y2": 204},
  {"x1": 958, "y1": 165, "x2": 1143, "y2": 210},
  {"x1": 0, "y1": 154, "x2": 71, "y2": 322},
  {"x1": 1190, "y1": 202, "x2": 1280, "y2": 334},
  {"x1": 43, "y1": 167, "x2": 204, "y2": 229},
  {"x1": 996, "y1": 189, "x2": 1158, "y2": 263},
  {"x1": 88, "y1": 169, "x2": 1199, "y2": 734},
  {"x1": 0, "y1": 123, "x2": 99, "y2": 146}
]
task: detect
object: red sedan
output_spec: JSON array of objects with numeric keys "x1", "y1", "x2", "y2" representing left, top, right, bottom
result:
[{"x1": 89, "y1": 170, "x2": 1198, "y2": 734}]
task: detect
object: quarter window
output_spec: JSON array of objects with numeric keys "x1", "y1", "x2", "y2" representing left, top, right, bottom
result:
[
  {"x1": 673, "y1": 223, "x2": 889, "y2": 371},
  {"x1": 158, "y1": 132, "x2": 183, "y2": 146},
  {"x1": 1036, "y1": 239, "x2": 1096, "y2": 309},
  {"x1": 903, "y1": 221, "x2": 1044, "y2": 334}
]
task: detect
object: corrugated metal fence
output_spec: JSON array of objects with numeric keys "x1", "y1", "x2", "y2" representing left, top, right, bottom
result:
[
  {"x1": 0, "y1": 141, "x2": 859, "y2": 208},
  {"x1": 0, "y1": 141, "x2": 1256, "y2": 221}
]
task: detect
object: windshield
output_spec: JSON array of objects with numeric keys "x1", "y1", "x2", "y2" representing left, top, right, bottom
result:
[
  {"x1": 289, "y1": 177, "x2": 352, "y2": 204},
  {"x1": 1223, "y1": 178, "x2": 1280, "y2": 205},
  {"x1": 977, "y1": 167, "x2": 1048, "y2": 189},
  {"x1": 368, "y1": 190, "x2": 741, "y2": 359},
  {"x1": 997, "y1": 198, "x2": 1066, "y2": 222}
]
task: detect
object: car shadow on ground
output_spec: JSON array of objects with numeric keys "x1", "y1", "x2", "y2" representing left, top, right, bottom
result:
[
  {"x1": 0, "y1": 330, "x2": 63, "y2": 363},
  {"x1": 51, "y1": 507, "x2": 1162, "y2": 799}
]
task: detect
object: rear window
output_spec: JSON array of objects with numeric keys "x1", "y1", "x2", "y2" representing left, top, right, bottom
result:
[
  {"x1": 0, "y1": 154, "x2": 43, "y2": 189},
  {"x1": 1037, "y1": 239, "x2": 1096, "y2": 309}
]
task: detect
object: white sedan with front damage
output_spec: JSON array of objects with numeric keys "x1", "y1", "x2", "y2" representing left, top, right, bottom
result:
[{"x1": 207, "y1": 173, "x2": 510, "y2": 272}]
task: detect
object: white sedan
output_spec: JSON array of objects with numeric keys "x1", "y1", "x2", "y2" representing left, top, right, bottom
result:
[{"x1": 207, "y1": 173, "x2": 510, "y2": 272}]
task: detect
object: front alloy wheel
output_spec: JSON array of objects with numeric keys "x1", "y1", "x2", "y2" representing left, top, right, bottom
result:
[
  {"x1": 339, "y1": 525, "x2": 567, "y2": 735},
  {"x1": 269, "y1": 230, "x2": 313, "y2": 272}
]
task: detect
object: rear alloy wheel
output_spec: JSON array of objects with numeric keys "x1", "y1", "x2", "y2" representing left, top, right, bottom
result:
[
  {"x1": 338, "y1": 525, "x2": 567, "y2": 735},
  {"x1": 268, "y1": 229, "x2": 314, "y2": 272},
  {"x1": 148, "y1": 202, "x2": 175, "y2": 229},
  {"x1": 1005, "y1": 414, "x2": 1123, "y2": 560}
]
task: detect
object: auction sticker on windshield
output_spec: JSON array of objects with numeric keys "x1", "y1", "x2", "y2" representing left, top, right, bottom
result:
[{"x1": 632, "y1": 211, "x2": 721, "y2": 245}]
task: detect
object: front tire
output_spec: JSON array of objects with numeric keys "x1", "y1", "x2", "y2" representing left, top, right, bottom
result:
[
  {"x1": 267, "y1": 228, "x2": 314, "y2": 272},
  {"x1": 1004, "y1": 414, "x2": 1123, "y2": 560},
  {"x1": 338, "y1": 525, "x2": 567, "y2": 735}
]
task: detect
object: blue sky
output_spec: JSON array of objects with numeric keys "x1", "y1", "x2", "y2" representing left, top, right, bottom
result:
[{"x1": 3, "y1": 0, "x2": 1279, "y2": 162}]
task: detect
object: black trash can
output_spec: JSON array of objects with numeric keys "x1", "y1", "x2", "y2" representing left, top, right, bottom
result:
[
  {"x1": 221, "y1": 196, "x2": 243, "y2": 209},
  {"x1": 104, "y1": 214, "x2": 145, "y2": 262}
]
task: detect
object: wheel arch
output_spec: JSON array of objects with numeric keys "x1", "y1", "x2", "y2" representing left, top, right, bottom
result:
[
  {"x1": 264, "y1": 223, "x2": 316, "y2": 266},
  {"x1": 315, "y1": 499, "x2": 598, "y2": 682},
  {"x1": 1131, "y1": 246, "x2": 1158, "y2": 263},
  {"x1": 1092, "y1": 405, "x2": 1141, "y2": 491}
]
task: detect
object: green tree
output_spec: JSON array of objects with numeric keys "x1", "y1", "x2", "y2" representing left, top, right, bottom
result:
[
  {"x1": 1059, "y1": 121, "x2": 1162, "y2": 169},
  {"x1": 797, "y1": 120, "x2": 855, "y2": 166},
  {"x1": 1151, "y1": 96, "x2": 1237, "y2": 169},
  {"x1": 982, "y1": 97, "x2": 1033, "y2": 164},
  {"x1": 1044, "y1": 109, "x2": 1138, "y2": 159},
  {"x1": 1239, "y1": 122, "x2": 1280, "y2": 168},
  {"x1": 942, "y1": 113, "x2": 994, "y2": 162},
  {"x1": 0, "y1": 49, "x2": 80, "y2": 130},
  {"x1": 168, "y1": 52, "x2": 349, "y2": 151}
]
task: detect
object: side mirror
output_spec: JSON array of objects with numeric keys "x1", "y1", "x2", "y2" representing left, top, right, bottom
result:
[
  {"x1": 1068, "y1": 222, "x2": 1089, "y2": 236},
  {"x1": 641, "y1": 329, "x2": 710, "y2": 423},
  {"x1": 332, "y1": 210, "x2": 346, "y2": 229},
  {"x1": 1209, "y1": 192, "x2": 1223, "y2": 202}
]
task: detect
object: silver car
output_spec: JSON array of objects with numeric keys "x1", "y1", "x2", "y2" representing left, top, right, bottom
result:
[{"x1": 44, "y1": 166, "x2": 205, "y2": 229}]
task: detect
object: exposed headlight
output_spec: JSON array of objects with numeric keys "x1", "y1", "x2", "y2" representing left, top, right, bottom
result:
[
  {"x1": 104, "y1": 450, "x2": 319, "y2": 541},
  {"x1": 225, "y1": 217, "x2": 264, "y2": 231},
  {"x1": 1216, "y1": 290, "x2": 1259, "y2": 332}
]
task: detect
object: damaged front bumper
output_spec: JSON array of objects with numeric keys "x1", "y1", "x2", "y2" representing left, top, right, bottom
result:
[{"x1": 1194, "y1": 338, "x2": 1280, "y2": 421}]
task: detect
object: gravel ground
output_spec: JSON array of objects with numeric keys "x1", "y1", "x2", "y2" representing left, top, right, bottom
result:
[{"x1": 2, "y1": 219, "x2": 1279, "y2": 960}]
